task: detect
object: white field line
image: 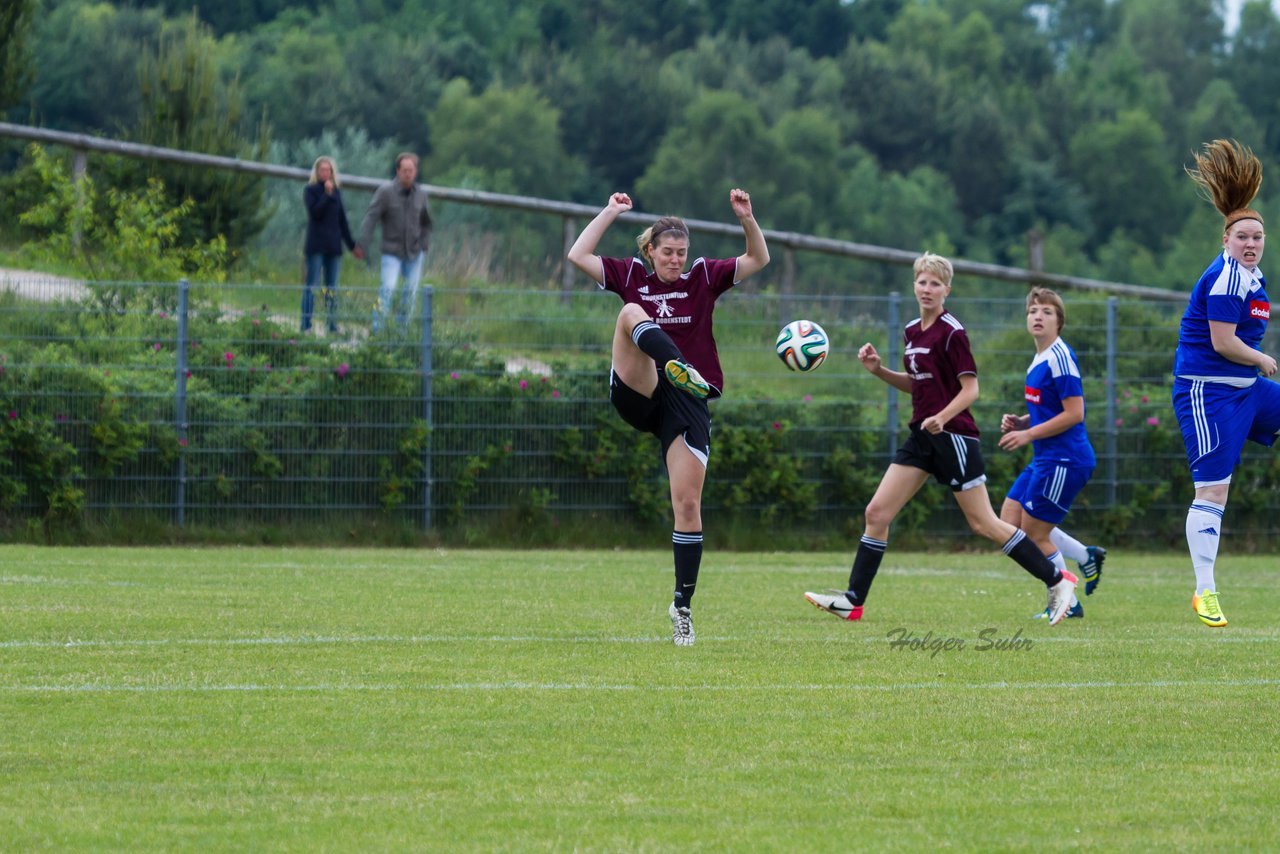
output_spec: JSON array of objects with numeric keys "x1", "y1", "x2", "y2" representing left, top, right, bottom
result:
[
  {"x1": 2, "y1": 631, "x2": 1278, "y2": 650},
  {"x1": 4, "y1": 677, "x2": 1280, "y2": 694}
]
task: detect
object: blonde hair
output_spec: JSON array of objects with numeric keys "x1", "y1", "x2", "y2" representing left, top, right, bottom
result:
[
  {"x1": 636, "y1": 216, "x2": 690, "y2": 263},
  {"x1": 1026, "y1": 286, "x2": 1065, "y2": 331},
  {"x1": 309, "y1": 156, "x2": 340, "y2": 187},
  {"x1": 1186, "y1": 139, "x2": 1264, "y2": 232},
  {"x1": 913, "y1": 252, "x2": 953, "y2": 286}
]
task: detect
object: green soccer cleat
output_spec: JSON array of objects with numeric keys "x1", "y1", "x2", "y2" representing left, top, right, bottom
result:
[
  {"x1": 664, "y1": 359, "x2": 710, "y2": 399},
  {"x1": 1192, "y1": 589, "x2": 1227, "y2": 628}
]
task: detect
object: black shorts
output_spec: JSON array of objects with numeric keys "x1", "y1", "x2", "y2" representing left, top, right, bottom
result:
[
  {"x1": 893, "y1": 425, "x2": 986, "y2": 492},
  {"x1": 610, "y1": 369, "x2": 711, "y2": 466}
]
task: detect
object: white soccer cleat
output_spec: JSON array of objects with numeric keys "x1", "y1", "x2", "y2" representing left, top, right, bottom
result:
[
  {"x1": 804, "y1": 590, "x2": 864, "y2": 621},
  {"x1": 1045, "y1": 570, "x2": 1079, "y2": 626},
  {"x1": 669, "y1": 602, "x2": 695, "y2": 646}
]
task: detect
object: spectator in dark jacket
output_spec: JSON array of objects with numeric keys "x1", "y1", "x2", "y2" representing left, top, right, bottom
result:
[
  {"x1": 354, "y1": 152, "x2": 433, "y2": 332},
  {"x1": 302, "y1": 156, "x2": 356, "y2": 334}
]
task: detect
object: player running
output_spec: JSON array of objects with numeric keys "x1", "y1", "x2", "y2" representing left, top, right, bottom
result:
[
  {"x1": 804, "y1": 253, "x2": 1077, "y2": 626},
  {"x1": 996, "y1": 287, "x2": 1105, "y2": 620}
]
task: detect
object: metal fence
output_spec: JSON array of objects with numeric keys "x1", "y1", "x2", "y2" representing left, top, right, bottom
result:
[{"x1": 6, "y1": 272, "x2": 1277, "y2": 543}]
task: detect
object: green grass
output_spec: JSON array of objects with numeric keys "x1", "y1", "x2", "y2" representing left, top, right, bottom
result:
[{"x1": 2, "y1": 546, "x2": 1278, "y2": 851}]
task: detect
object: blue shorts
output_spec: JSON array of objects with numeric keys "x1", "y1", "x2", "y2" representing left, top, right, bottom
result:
[
  {"x1": 1007, "y1": 458, "x2": 1093, "y2": 525},
  {"x1": 1172, "y1": 377, "x2": 1280, "y2": 486}
]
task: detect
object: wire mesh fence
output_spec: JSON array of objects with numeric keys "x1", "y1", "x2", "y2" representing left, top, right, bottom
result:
[{"x1": 3, "y1": 271, "x2": 1278, "y2": 544}]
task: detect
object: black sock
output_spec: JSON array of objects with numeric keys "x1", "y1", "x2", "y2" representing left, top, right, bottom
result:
[
  {"x1": 672, "y1": 530, "x2": 702, "y2": 610},
  {"x1": 846, "y1": 535, "x2": 887, "y2": 605},
  {"x1": 1004, "y1": 530, "x2": 1062, "y2": 586},
  {"x1": 632, "y1": 320, "x2": 682, "y2": 366}
]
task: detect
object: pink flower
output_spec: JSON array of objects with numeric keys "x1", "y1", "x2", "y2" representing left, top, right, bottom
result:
[
  {"x1": 772, "y1": 421, "x2": 783, "y2": 430},
  {"x1": 7, "y1": 411, "x2": 16, "y2": 420},
  {"x1": 541, "y1": 376, "x2": 549, "y2": 383},
  {"x1": 551, "y1": 389, "x2": 561, "y2": 398},
  {"x1": 158, "y1": 311, "x2": 168, "y2": 319},
  {"x1": 1115, "y1": 418, "x2": 1124, "y2": 427},
  {"x1": 518, "y1": 379, "x2": 529, "y2": 390},
  {"x1": 224, "y1": 352, "x2": 235, "y2": 365},
  {"x1": 1129, "y1": 405, "x2": 1138, "y2": 414},
  {"x1": 185, "y1": 371, "x2": 192, "y2": 379},
  {"x1": 1147, "y1": 416, "x2": 1160, "y2": 426},
  {"x1": 450, "y1": 371, "x2": 460, "y2": 380},
  {"x1": 335, "y1": 362, "x2": 350, "y2": 379},
  {"x1": 288, "y1": 339, "x2": 297, "y2": 346},
  {"x1": 153, "y1": 342, "x2": 162, "y2": 351},
  {"x1": 1140, "y1": 395, "x2": 1149, "y2": 404},
  {"x1": 179, "y1": 438, "x2": 188, "y2": 447}
]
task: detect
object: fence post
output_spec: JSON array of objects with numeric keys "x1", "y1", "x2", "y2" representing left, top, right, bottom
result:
[
  {"x1": 174, "y1": 278, "x2": 190, "y2": 527},
  {"x1": 71, "y1": 148, "x2": 88, "y2": 249},
  {"x1": 886, "y1": 291, "x2": 901, "y2": 456},
  {"x1": 421, "y1": 285, "x2": 434, "y2": 531},
  {"x1": 780, "y1": 245, "x2": 796, "y2": 327},
  {"x1": 561, "y1": 217, "x2": 576, "y2": 305},
  {"x1": 1105, "y1": 297, "x2": 1118, "y2": 507}
]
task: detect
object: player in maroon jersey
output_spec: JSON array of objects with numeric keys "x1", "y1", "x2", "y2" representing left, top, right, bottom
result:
[
  {"x1": 804, "y1": 253, "x2": 1078, "y2": 625},
  {"x1": 567, "y1": 189, "x2": 769, "y2": 646}
]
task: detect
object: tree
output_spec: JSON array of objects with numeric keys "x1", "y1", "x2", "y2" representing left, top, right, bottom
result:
[
  {"x1": 424, "y1": 79, "x2": 586, "y2": 199},
  {"x1": 0, "y1": 0, "x2": 34, "y2": 110},
  {"x1": 127, "y1": 13, "x2": 271, "y2": 254},
  {"x1": 635, "y1": 90, "x2": 777, "y2": 220},
  {"x1": 22, "y1": 0, "x2": 165, "y2": 133},
  {"x1": 1068, "y1": 109, "x2": 1184, "y2": 249}
]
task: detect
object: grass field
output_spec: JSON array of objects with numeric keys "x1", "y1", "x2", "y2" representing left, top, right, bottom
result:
[{"x1": 2, "y1": 545, "x2": 1278, "y2": 851}]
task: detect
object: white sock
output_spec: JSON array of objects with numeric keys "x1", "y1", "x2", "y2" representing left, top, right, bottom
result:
[
  {"x1": 1047, "y1": 550, "x2": 1080, "y2": 606},
  {"x1": 1050, "y1": 528, "x2": 1089, "y2": 564},
  {"x1": 1186, "y1": 500, "x2": 1225, "y2": 593}
]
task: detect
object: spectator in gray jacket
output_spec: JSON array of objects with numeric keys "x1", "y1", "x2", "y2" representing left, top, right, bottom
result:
[{"x1": 354, "y1": 152, "x2": 433, "y2": 332}]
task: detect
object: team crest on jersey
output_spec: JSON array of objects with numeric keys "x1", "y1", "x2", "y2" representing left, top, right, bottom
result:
[
  {"x1": 655, "y1": 297, "x2": 674, "y2": 317},
  {"x1": 1024, "y1": 386, "x2": 1042, "y2": 404},
  {"x1": 1250, "y1": 300, "x2": 1271, "y2": 319}
]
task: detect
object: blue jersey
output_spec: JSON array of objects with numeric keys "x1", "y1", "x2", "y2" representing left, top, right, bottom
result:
[
  {"x1": 1024, "y1": 337, "x2": 1096, "y2": 468},
  {"x1": 1174, "y1": 251, "x2": 1270, "y2": 385}
]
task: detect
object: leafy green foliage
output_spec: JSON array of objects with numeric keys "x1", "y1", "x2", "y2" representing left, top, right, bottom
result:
[{"x1": 17, "y1": 144, "x2": 228, "y2": 282}]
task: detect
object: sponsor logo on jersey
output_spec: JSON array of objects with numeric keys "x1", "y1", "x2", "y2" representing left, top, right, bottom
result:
[
  {"x1": 1024, "y1": 385, "x2": 1042, "y2": 404},
  {"x1": 1249, "y1": 300, "x2": 1271, "y2": 319}
]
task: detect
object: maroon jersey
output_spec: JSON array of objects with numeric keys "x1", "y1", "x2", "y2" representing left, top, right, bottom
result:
[
  {"x1": 600, "y1": 256, "x2": 739, "y2": 396},
  {"x1": 902, "y1": 311, "x2": 980, "y2": 437}
]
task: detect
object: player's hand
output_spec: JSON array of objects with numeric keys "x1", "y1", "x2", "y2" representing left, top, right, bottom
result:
[
  {"x1": 1000, "y1": 413, "x2": 1021, "y2": 433},
  {"x1": 1259, "y1": 354, "x2": 1278, "y2": 377},
  {"x1": 607, "y1": 192, "x2": 632, "y2": 214},
  {"x1": 857, "y1": 342, "x2": 881, "y2": 373},
  {"x1": 729, "y1": 188, "x2": 753, "y2": 219},
  {"x1": 920, "y1": 416, "x2": 944, "y2": 434},
  {"x1": 352, "y1": 246, "x2": 365, "y2": 260},
  {"x1": 998, "y1": 430, "x2": 1031, "y2": 451},
  {"x1": 324, "y1": 179, "x2": 335, "y2": 194}
]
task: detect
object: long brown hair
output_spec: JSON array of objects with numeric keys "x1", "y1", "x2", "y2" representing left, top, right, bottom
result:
[{"x1": 1186, "y1": 139, "x2": 1264, "y2": 232}]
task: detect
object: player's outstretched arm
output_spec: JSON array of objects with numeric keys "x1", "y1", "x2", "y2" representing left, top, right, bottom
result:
[
  {"x1": 567, "y1": 193, "x2": 632, "y2": 285},
  {"x1": 730, "y1": 188, "x2": 770, "y2": 280}
]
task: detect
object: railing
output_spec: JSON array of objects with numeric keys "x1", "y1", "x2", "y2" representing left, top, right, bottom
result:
[{"x1": 0, "y1": 121, "x2": 1185, "y2": 302}]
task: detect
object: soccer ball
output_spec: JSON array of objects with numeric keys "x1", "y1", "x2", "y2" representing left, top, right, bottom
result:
[{"x1": 775, "y1": 320, "x2": 829, "y2": 372}]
